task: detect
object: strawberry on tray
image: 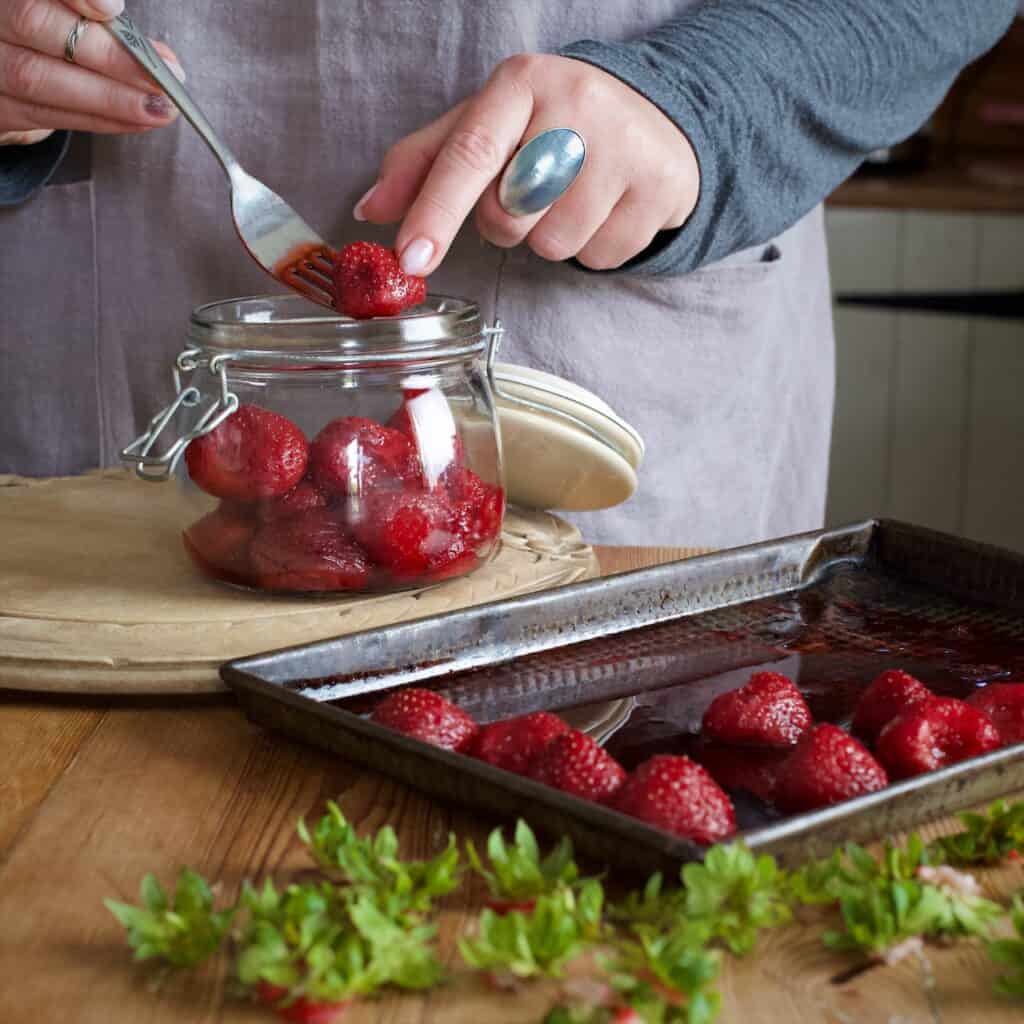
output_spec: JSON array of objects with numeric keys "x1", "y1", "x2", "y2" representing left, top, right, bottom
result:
[{"x1": 356, "y1": 658, "x2": 1015, "y2": 854}]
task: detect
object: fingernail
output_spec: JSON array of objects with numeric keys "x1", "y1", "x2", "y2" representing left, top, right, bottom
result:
[
  {"x1": 353, "y1": 184, "x2": 377, "y2": 222},
  {"x1": 144, "y1": 94, "x2": 174, "y2": 119},
  {"x1": 91, "y1": 0, "x2": 125, "y2": 18},
  {"x1": 400, "y1": 237, "x2": 435, "y2": 275},
  {"x1": 165, "y1": 58, "x2": 186, "y2": 83}
]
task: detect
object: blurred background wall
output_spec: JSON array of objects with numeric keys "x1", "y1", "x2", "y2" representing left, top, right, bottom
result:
[{"x1": 824, "y1": 15, "x2": 1024, "y2": 552}]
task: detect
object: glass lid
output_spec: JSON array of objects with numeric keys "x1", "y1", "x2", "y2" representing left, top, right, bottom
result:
[{"x1": 187, "y1": 293, "x2": 487, "y2": 365}]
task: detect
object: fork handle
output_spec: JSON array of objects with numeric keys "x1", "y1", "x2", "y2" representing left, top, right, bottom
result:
[{"x1": 105, "y1": 13, "x2": 242, "y2": 181}]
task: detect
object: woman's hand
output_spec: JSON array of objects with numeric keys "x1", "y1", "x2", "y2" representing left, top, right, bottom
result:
[
  {"x1": 356, "y1": 54, "x2": 700, "y2": 274},
  {"x1": 0, "y1": 0, "x2": 183, "y2": 146}
]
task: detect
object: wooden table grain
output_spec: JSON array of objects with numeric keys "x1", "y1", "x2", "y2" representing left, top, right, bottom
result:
[{"x1": 1, "y1": 545, "x2": 1022, "y2": 1024}]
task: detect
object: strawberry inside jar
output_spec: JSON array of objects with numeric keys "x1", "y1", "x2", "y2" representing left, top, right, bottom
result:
[{"x1": 131, "y1": 292, "x2": 505, "y2": 595}]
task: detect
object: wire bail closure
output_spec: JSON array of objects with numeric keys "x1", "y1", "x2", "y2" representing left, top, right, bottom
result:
[
  {"x1": 119, "y1": 348, "x2": 239, "y2": 482},
  {"x1": 483, "y1": 319, "x2": 504, "y2": 392}
]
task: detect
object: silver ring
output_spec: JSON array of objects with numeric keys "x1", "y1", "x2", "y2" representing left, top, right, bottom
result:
[
  {"x1": 63, "y1": 16, "x2": 91, "y2": 64},
  {"x1": 498, "y1": 128, "x2": 586, "y2": 218}
]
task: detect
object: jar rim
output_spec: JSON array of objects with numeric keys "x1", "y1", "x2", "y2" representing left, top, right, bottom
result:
[{"x1": 187, "y1": 293, "x2": 488, "y2": 366}]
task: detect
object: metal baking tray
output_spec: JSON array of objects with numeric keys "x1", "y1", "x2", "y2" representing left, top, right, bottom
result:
[{"x1": 223, "y1": 520, "x2": 1024, "y2": 874}]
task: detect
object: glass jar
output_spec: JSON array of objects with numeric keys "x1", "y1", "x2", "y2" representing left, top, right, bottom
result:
[{"x1": 123, "y1": 294, "x2": 505, "y2": 595}]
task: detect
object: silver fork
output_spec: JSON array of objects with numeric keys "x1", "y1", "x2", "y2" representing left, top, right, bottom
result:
[{"x1": 105, "y1": 13, "x2": 336, "y2": 309}]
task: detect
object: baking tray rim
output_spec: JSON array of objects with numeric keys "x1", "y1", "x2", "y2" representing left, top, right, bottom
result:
[{"x1": 223, "y1": 517, "x2": 881, "y2": 689}]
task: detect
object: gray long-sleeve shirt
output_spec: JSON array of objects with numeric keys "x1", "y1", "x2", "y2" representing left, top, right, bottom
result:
[
  {"x1": 559, "y1": 0, "x2": 1017, "y2": 273},
  {"x1": 3, "y1": 0, "x2": 1016, "y2": 273}
]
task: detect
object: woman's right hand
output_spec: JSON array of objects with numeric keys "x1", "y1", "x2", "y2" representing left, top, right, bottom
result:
[{"x1": 0, "y1": 0, "x2": 183, "y2": 146}]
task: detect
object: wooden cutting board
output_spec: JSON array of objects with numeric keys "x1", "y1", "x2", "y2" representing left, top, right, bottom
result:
[{"x1": 0, "y1": 470, "x2": 598, "y2": 695}]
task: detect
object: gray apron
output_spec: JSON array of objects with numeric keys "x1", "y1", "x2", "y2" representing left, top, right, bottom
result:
[{"x1": 0, "y1": 0, "x2": 834, "y2": 547}]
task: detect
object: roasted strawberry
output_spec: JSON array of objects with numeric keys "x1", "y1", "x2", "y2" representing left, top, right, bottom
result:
[
  {"x1": 445, "y1": 465, "x2": 505, "y2": 548},
  {"x1": 182, "y1": 503, "x2": 256, "y2": 583},
  {"x1": 370, "y1": 687, "x2": 478, "y2": 751},
  {"x1": 693, "y1": 741, "x2": 785, "y2": 805},
  {"x1": 185, "y1": 404, "x2": 308, "y2": 501},
  {"x1": 876, "y1": 697, "x2": 1002, "y2": 779},
  {"x1": 332, "y1": 241, "x2": 427, "y2": 319},
  {"x1": 774, "y1": 724, "x2": 888, "y2": 812},
  {"x1": 249, "y1": 509, "x2": 371, "y2": 592},
  {"x1": 527, "y1": 729, "x2": 626, "y2": 803},
  {"x1": 700, "y1": 671, "x2": 812, "y2": 748},
  {"x1": 416, "y1": 548, "x2": 479, "y2": 584},
  {"x1": 351, "y1": 490, "x2": 465, "y2": 578},
  {"x1": 309, "y1": 416, "x2": 421, "y2": 497},
  {"x1": 612, "y1": 754, "x2": 736, "y2": 845},
  {"x1": 256, "y1": 478, "x2": 328, "y2": 523},
  {"x1": 256, "y1": 982, "x2": 350, "y2": 1023},
  {"x1": 968, "y1": 683, "x2": 1024, "y2": 746},
  {"x1": 851, "y1": 669, "x2": 935, "y2": 744},
  {"x1": 471, "y1": 711, "x2": 570, "y2": 776}
]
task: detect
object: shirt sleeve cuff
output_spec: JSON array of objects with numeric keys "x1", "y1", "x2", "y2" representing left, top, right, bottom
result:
[
  {"x1": 557, "y1": 40, "x2": 721, "y2": 276},
  {"x1": 0, "y1": 130, "x2": 72, "y2": 207}
]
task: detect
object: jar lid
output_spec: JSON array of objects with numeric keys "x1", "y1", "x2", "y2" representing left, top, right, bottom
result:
[
  {"x1": 493, "y1": 363, "x2": 644, "y2": 512},
  {"x1": 188, "y1": 294, "x2": 486, "y2": 366}
]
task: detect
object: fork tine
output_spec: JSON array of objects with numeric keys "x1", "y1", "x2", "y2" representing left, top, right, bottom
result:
[
  {"x1": 278, "y1": 266, "x2": 335, "y2": 308},
  {"x1": 272, "y1": 243, "x2": 337, "y2": 309},
  {"x1": 295, "y1": 261, "x2": 334, "y2": 286},
  {"x1": 309, "y1": 252, "x2": 335, "y2": 275}
]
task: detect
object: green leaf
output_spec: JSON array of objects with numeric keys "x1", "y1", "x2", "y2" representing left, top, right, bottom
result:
[
  {"x1": 605, "y1": 919, "x2": 722, "y2": 1024},
  {"x1": 235, "y1": 878, "x2": 443, "y2": 1003},
  {"x1": 680, "y1": 842, "x2": 790, "y2": 956},
  {"x1": 610, "y1": 873, "x2": 687, "y2": 931},
  {"x1": 348, "y1": 893, "x2": 444, "y2": 990},
  {"x1": 105, "y1": 868, "x2": 233, "y2": 969},
  {"x1": 786, "y1": 850, "x2": 844, "y2": 905},
  {"x1": 458, "y1": 885, "x2": 601, "y2": 979},
  {"x1": 929, "y1": 800, "x2": 1024, "y2": 867},
  {"x1": 297, "y1": 801, "x2": 460, "y2": 920},
  {"x1": 819, "y1": 844, "x2": 1002, "y2": 958},
  {"x1": 989, "y1": 896, "x2": 1024, "y2": 998},
  {"x1": 466, "y1": 820, "x2": 582, "y2": 903},
  {"x1": 139, "y1": 873, "x2": 168, "y2": 914}
]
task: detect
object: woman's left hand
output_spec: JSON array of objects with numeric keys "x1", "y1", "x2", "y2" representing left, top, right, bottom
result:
[{"x1": 355, "y1": 54, "x2": 700, "y2": 275}]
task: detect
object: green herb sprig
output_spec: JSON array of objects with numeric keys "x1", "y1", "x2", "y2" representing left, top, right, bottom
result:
[
  {"x1": 813, "y1": 837, "x2": 1003, "y2": 956},
  {"x1": 236, "y1": 879, "x2": 442, "y2": 1003},
  {"x1": 458, "y1": 881, "x2": 605, "y2": 980},
  {"x1": 105, "y1": 868, "x2": 234, "y2": 969},
  {"x1": 467, "y1": 820, "x2": 582, "y2": 904},
  {"x1": 681, "y1": 842, "x2": 791, "y2": 955},
  {"x1": 608, "y1": 922, "x2": 722, "y2": 1024},
  {"x1": 989, "y1": 896, "x2": 1024, "y2": 998},
  {"x1": 929, "y1": 800, "x2": 1024, "y2": 867},
  {"x1": 297, "y1": 799, "x2": 460, "y2": 919},
  {"x1": 106, "y1": 798, "x2": 1024, "y2": 1021},
  {"x1": 609, "y1": 872, "x2": 686, "y2": 931}
]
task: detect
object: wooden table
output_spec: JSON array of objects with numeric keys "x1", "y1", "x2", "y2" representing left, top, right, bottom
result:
[{"x1": 1, "y1": 546, "x2": 1022, "y2": 1023}]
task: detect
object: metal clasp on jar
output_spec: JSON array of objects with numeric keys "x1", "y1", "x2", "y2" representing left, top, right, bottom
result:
[
  {"x1": 120, "y1": 348, "x2": 239, "y2": 482},
  {"x1": 483, "y1": 319, "x2": 504, "y2": 389}
]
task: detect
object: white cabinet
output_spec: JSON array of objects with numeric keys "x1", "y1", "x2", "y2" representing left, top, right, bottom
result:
[{"x1": 825, "y1": 209, "x2": 1024, "y2": 552}]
